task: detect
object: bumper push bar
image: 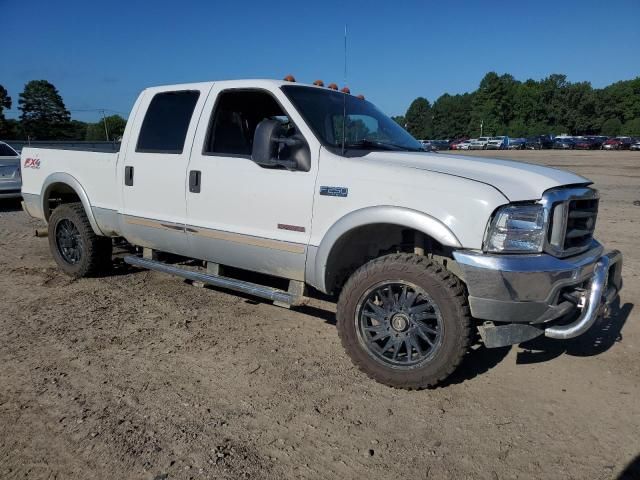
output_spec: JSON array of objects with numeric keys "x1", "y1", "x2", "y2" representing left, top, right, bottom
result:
[
  {"x1": 544, "y1": 250, "x2": 622, "y2": 340},
  {"x1": 455, "y1": 248, "x2": 623, "y2": 349}
]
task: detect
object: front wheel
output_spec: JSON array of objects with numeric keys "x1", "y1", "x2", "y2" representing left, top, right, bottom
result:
[
  {"x1": 48, "y1": 203, "x2": 112, "y2": 278},
  {"x1": 336, "y1": 254, "x2": 471, "y2": 389}
]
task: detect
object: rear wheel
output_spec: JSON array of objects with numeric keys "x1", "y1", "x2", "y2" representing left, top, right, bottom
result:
[
  {"x1": 48, "y1": 203, "x2": 112, "y2": 278},
  {"x1": 336, "y1": 254, "x2": 471, "y2": 389}
]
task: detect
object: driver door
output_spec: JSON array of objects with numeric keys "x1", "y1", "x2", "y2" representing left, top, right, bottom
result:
[{"x1": 185, "y1": 85, "x2": 319, "y2": 281}]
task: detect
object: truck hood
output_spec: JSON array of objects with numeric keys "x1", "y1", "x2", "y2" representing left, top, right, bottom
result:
[{"x1": 365, "y1": 151, "x2": 590, "y2": 201}]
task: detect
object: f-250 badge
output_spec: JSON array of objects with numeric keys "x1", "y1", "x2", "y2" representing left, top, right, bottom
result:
[{"x1": 320, "y1": 186, "x2": 348, "y2": 197}]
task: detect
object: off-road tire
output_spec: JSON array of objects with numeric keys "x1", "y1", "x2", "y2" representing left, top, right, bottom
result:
[
  {"x1": 48, "y1": 202, "x2": 112, "y2": 278},
  {"x1": 336, "y1": 253, "x2": 471, "y2": 389}
]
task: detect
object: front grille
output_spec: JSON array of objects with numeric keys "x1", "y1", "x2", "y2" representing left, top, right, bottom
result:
[
  {"x1": 544, "y1": 187, "x2": 599, "y2": 257},
  {"x1": 564, "y1": 198, "x2": 598, "y2": 250}
]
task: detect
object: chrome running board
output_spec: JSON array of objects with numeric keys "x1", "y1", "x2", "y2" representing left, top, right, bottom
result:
[{"x1": 124, "y1": 255, "x2": 303, "y2": 306}]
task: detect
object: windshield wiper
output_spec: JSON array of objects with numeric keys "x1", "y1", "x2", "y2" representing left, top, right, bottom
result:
[{"x1": 343, "y1": 139, "x2": 421, "y2": 152}]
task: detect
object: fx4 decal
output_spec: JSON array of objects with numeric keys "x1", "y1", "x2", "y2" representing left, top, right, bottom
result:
[{"x1": 23, "y1": 158, "x2": 41, "y2": 169}]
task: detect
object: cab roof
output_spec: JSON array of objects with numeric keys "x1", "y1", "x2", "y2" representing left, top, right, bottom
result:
[{"x1": 143, "y1": 79, "x2": 329, "y2": 93}]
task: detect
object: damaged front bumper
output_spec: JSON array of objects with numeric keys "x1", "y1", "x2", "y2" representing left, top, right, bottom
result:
[{"x1": 453, "y1": 243, "x2": 623, "y2": 348}]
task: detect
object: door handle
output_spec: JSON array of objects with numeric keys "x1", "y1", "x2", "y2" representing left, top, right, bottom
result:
[
  {"x1": 124, "y1": 166, "x2": 134, "y2": 186},
  {"x1": 189, "y1": 170, "x2": 201, "y2": 193}
]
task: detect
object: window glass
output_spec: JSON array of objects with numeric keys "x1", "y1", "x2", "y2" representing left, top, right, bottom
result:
[
  {"x1": 332, "y1": 114, "x2": 381, "y2": 144},
  {"x1": 282, "y1": 85, "x2": 422, "y2": 152},
  {"x1": 136, "y1": 90, "x2": 200, "y2": 153},
  {"x1": 205, "y1": 90, "x2": 291, "y2": 156},
  {"x1": 0, "y1": 144, "x2": 17, "y2": 156}
]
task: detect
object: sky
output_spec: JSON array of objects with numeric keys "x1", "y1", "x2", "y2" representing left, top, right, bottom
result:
[{"x1": 2, "y1": 0, "x2": 639, "y2": 122}]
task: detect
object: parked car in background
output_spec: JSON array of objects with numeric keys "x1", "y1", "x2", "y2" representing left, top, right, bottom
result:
[
  {"x1": 486, "y1": 136, "x2": 509, "y2": 150},
  {"x1": 574, "y1": 138, "x2": 598, "y2": 150},
  {"x1": 507, "y1": 138, "x2": 526, "y2": 149},
  {"x1": 456, "y1": 139, "x2": 474, "y2": 150},
  {"x1": 0, "y1": 141, "x2": 21, "y2": 199},
  {"x1": 525, "y1": 135, "x2": 554, "y2": 150},
  {"x1": 469, "y1": 137, "x2": 490, "y2": 150},
  {"x1": 431, "y1": 140, "x2": 451, "y2": 151},
  {"x1": 603, "y1": 137, "x2": 633, "y2": 150},
  {"x1": 553, "y1": 137, "x2": 576, "y2": 150},
  {"x1": 449, "y1": 138, "x2": 469, "y2": 150},
  {"x1": 630, "y1": 139, "x2": 640, "y2": 151},
  {"x1": 418, "y1": 140, "x2": 437, "y2": 152}
]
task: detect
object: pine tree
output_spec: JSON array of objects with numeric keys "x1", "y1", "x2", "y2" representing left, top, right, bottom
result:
[{"x1": 18, "y1": 80, "x2": 71, "y2": 140}]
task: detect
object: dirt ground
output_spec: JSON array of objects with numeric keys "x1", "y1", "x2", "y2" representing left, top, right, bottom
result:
[{"x1": 1, "y1": 150, "x2": 638, "y2": 480}]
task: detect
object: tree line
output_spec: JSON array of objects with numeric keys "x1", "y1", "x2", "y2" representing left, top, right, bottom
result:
[
  {"x1": 0, "y1": 80, "x2": 126, "y2": 141},
  {"x1": 2, "y1": 74, "x2": 639, "y2": 142},
  {"x1": 392, "y1": 72, "x2": 640, "y2": 140}
]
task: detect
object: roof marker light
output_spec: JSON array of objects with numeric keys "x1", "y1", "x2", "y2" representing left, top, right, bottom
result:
[
  {"x1": 328, "y1": 83, "x2": 338, "y2": 90},
  {"x1": 356, "y1": 94, "x2": 365, "y2": 100},
  {"x1": 313, "y1": 80, "x2": 324, "y2": 86},
  {"x1": 283, "y1": 75, "x2": 296, "y2": 82},
  {"x1": 341, "y1": 87, "x2": 351, "y2": 94}
]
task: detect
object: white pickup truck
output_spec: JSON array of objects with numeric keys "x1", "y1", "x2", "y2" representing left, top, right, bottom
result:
[{"x1": 20, "y1": 78, "x2": 622, "y2": 389}]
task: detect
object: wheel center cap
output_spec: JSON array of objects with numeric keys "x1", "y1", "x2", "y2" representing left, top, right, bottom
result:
[{"x1": 390, "y1": 313, "x2": 410, "y2": 332}]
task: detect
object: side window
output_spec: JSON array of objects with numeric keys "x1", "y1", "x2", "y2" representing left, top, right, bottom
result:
[
  {"x1": 136, "y1": 90, "x2": 200, "y2": 154},
  {"x1": 204, "y1": 90, "x2": 293, "y2": 156}
]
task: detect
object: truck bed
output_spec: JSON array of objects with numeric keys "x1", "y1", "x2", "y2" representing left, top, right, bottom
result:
[
  {"x1": 8, "y1": 141, "x2": 120, "y2": 154},
  {"x1": 35, "y1": 144, "x2": 121, "y2": 153},
  {"x1": 20, "y1": 147, "x2": 120, "y2": 216}
]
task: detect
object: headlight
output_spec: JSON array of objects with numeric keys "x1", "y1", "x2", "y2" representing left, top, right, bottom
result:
[{"x1": 484, "y1": 204, "x2": 546, "y2": 253}]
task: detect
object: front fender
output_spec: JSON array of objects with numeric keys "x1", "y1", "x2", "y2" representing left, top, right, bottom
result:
[
  {"x1": 40, "y1": 172, "x2": 104, "y2": 236},
  {"x1": 307, "y1": 206, "x2": 462, "y2": 293}
]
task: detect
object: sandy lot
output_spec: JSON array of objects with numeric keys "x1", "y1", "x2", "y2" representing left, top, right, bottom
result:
[{"x1": 1, "y1": 150, "x2": 638, "y2": 480}]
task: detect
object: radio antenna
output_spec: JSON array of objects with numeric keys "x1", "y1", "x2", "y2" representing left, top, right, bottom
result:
[{"x1": 341, "y1": 24, "x2": 347, "y2": 155}]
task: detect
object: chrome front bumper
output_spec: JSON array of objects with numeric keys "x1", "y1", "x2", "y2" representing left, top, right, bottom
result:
[{"x1": 453, "y1": 243, "x2": 623, "y2": 344}]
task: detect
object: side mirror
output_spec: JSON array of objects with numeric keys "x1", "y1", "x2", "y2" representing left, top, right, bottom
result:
[{"x1": 252, "y1": 119, "x2": 311, "y2": 172}]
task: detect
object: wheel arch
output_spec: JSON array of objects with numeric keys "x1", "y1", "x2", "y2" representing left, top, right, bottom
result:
[
  {"x1": 308, "y1": 206, "x2": 463, "y2": 294},
  {"x1": 40, "y1": 172, "x2": 104, "y2": 235}
]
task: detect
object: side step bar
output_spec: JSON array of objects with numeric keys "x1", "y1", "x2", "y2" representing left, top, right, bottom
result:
[{"x1": 124, "y1": 255, "x2": 303, "y2": 307}]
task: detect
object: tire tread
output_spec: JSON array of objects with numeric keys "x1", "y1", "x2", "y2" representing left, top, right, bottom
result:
[
  {"x1": 48, "y1": 202, "x2": 112, "y2": 278},
  {"x1": 336, "y1": 253, "x2": 471, "y2": 390}
]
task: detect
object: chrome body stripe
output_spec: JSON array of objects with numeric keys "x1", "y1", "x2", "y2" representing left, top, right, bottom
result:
[{"x1": 122, "y1": 214, "x2": 305, "y2": 254}]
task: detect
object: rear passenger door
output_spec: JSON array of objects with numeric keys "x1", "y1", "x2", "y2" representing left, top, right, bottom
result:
[{"x1": 120, "y1": 85, "x2": 210, "y2": 255}]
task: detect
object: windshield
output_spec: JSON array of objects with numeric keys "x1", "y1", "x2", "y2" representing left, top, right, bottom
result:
[{"x1": 281, "y1": 85, "x2": 423, "y2": 153}]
